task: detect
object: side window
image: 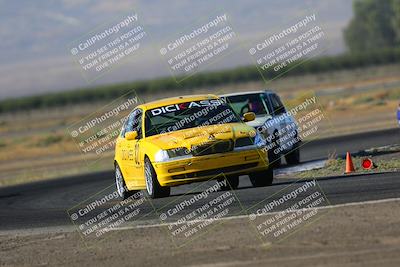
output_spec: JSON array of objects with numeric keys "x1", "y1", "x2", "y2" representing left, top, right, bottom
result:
[
  {"x1": 133, "y1": 110, "x2": 143, "y2": 138},
  {"x1": 123, "y1": 109, "x2": 143, "y2": 138},
  {"x1": 259, "y1": 94, "x2": 271, "y2": 115},
  {"x1": 262, "y1": 94, "x2": 274, "y2": 114},
  {"x1": 121, "y1": 112, "x2": 134, "y2": 137},
  {"x1": 270, "y1": 94, "x2": 286, "y2": 115}
]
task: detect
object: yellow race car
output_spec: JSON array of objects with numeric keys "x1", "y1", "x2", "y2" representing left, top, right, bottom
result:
[{"x1": 114, "y1": 94, "x2": 272, "y2": 198}]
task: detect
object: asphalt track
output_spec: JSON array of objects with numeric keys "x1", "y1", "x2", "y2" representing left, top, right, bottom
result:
[{"x1": 0, "y1": 128, "x2": 399, "y2": 231}]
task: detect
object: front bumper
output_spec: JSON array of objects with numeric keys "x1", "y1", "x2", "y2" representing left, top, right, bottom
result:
[{"x1": 153, "y1": 148, "x2": 269, "y2": 186}]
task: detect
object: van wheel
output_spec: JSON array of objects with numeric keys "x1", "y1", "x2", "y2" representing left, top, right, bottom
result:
[
  {"x1": 268, "y1": 132, "x2": 281, "y2": 168},
  {"x1": 285, "y1": 143, "x2": 300, "y2": 165},
  {"x1": 144, "y1": 158, "x2": 170, "y2": 198},
  {"x1": 249, "y1": 168, "x2": 274, "y2": 187}
]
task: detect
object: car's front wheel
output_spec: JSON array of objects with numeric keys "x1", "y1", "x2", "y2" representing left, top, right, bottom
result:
[
  {"x1": 115, "y1": 164, "x2": 136, "y2": 199},
  {"x1": 144, "y1": 158, "x2": 171, "y2": 198},
  {"x1": 219, "y1": 175, "x2": 239, "y2": 190},
  {"x1": 249, "y1": 168, "x2": 274, "y2": 187}
]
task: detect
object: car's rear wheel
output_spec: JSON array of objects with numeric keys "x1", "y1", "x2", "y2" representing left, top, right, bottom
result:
[
  {"x1": 144, "y1": 158, "x2": 170, "y2": 198},
  {"x1": 249, "y1": 168, "x2": 274, "y2": 187},
  {"x1": 115, "y1": 164, "x2": 136, "y2": 199},
  {"x1": 219, "y1": 175, "x2": 239, "y2": 190},
  {"x1": 285, "y1": 142, "x2": 301, "y2": 165}
]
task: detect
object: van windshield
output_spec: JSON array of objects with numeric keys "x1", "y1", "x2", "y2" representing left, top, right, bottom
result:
[{"x1": 224, "y1": 93, "x2": 269, "y2": 116}]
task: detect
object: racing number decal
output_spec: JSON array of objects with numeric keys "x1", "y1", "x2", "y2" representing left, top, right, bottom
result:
[
  {"x1": 128, "y1": 148, "x2": 134, "y2": 161},
  {"x1": 121, "y1": 148, "x2": 128, "y2": 160},
  {"x1": 121, "y1": 146, "x2": 135, "y2": 161},
  {"x1": 134, "y1": 142, "x2": 140, "y2": 165}
]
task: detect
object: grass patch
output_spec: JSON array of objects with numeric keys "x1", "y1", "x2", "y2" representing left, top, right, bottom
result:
[
  {"x1": 297, "y1": 156, "x2": 400, "y2": 178},
  {"x1": 297, "y1": 158, "x2": 345, "y2": 178},
  {"x1": 36, "y1": 135, "x2": 63, "y2": 147},
  {"x1": 343, "y1": 87, "x2": 399, "y2": 108},
  {"x1": 377, "y1": 158, "x2": 400, "y2": 170},
  {"x1": 353, "y1": 96, "x2": 375, "y2": 105}
]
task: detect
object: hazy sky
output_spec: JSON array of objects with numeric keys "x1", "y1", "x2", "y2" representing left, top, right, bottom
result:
[{"x1": 0, "y1": 0, "x2": 353, "y2": 99}]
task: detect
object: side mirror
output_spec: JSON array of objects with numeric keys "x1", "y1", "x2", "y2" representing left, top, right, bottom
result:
[
  {"x1": 125, "y1": 131, "x2": 138, "y2": 140},
  {"x1": 243, "y1": 112, "x2": 256, "y2": 122}
]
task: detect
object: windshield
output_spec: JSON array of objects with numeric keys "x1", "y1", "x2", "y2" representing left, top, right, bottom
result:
[
  {"x1": 224, "y1": 93, "x2": 269, "y2": 116},
  {"x1": 145, "y1": 99, "x2": 240, "y2": 137}
]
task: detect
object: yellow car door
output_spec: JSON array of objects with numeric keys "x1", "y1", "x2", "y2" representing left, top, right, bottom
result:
[
  {"x1": 117, "y1": 112, "x2": 134, "y2": 180},
  {"x1": 133, "y1": 138, "x2": 145, "y2": 187},
  {"x1": 123, "y1": 109, "x2": 145, "y2": 188}
]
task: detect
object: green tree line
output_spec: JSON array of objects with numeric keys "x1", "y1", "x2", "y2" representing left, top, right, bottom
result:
[{"x1": 1, "y1": 47, "x2": 399, "y2": 113}]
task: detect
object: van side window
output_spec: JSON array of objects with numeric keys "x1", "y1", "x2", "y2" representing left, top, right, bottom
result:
[
  {"x1": 270, "y1": 94, "x2": 286, "y2": 115},
  {"x1": 261, "y1": 94, "x2": 273, "y2": 114}
]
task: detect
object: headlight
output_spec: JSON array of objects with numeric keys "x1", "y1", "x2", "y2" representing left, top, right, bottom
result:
[
  {"x1": 166, "y1": 147, "x2": 191, "y2": 158},
  {"x1": 254, "y1": 132, "x2": 267, "y2": 148},
  {"x1": 154, "y1": 150, "x2": 170, "y2": 162},
  {"x1": 154, "y1": 148, "x2": 192, "y2": 162}
]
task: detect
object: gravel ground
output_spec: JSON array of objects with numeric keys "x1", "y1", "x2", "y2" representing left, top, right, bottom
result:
[{"x1": 1, "y1": 199, "x2": 400, "y2": 267}]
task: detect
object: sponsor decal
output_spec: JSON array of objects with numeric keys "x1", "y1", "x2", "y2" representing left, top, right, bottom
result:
[{"x1": 150, "y1": 99, "x2": 225, "y2": 116}]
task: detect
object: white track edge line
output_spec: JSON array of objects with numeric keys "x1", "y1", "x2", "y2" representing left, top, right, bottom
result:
[{"x1": 112, "y1": 197, "x2": 400, "y2": 231}]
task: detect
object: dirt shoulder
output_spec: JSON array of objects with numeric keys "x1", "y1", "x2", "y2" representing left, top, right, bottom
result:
[
  {"x1": 295, "y1": 150, "x2": 400, "y2": 179},
  {"x1": 1, "y1": 199, "x2": 400, "y2": 267},
  {"x1": 1, "y1": 63, "x2": 399, "y2": 187}
]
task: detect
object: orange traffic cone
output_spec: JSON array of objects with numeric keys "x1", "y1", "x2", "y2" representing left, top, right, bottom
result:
[{"x1": 345, "y1": 152, "x2": 355, "y2": 174}]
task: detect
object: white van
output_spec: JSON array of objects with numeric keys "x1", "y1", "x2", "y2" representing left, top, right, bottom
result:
[{"x1": 221, "y1": 90, "x2": 301, "y2": 167}]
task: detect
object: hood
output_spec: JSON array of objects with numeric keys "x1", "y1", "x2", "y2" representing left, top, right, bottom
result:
[{"x1": 146, "y1": 123, "x2": 255, "y2": 150}]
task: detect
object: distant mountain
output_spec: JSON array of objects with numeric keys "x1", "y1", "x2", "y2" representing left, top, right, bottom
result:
[{"x1": 0, "y1": 0, "x2": 352, "y2": 99}]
